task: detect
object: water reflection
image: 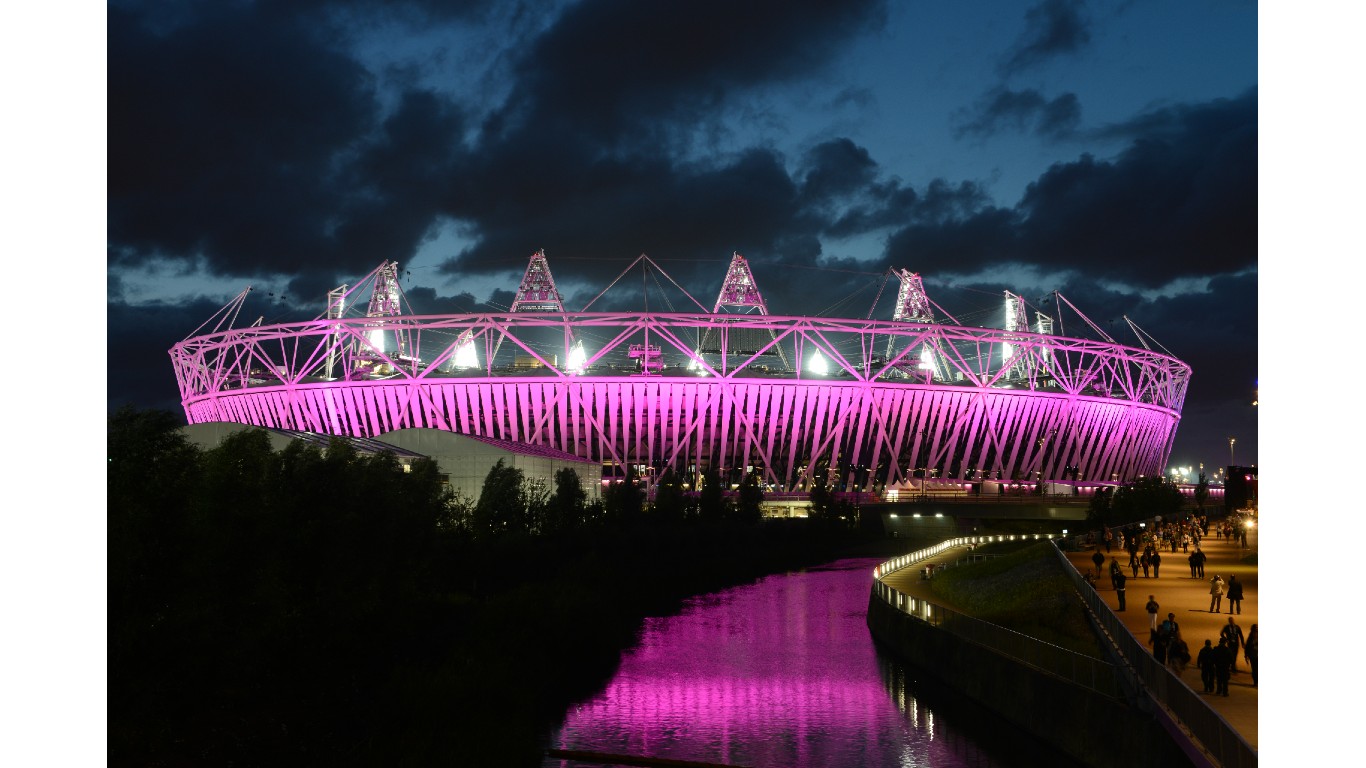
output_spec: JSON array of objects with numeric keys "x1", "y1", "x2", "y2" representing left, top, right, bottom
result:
[{"x1": 545, "y1": 558, "x2": 1078, "y2": 768}]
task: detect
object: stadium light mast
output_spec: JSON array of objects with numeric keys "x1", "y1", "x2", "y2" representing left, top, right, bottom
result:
[
  {"x1": 495, "y1": 250, "x2": 568, "y2": 369},
  {"x1": 707, "y1": 252, "x2": 790, "y2": 369},
  {"x1": 509, "y1": 249, "x2": 565, "y2": 312},
  {"x1": 713, "y1": 252, "x2": 769, "y2": 314},
  {"x1": 1003, "y1": 291, "x2": 1029, "y2": 380},
  {"x1": 356, "y1": 261, "x2": 417, "y2": 374},
  {"x1": 325, "y1": 284, "x2": 347, "y2": 380},
  {"x1": 887, "y1": 269, "x2": 945, "y2": 381}
]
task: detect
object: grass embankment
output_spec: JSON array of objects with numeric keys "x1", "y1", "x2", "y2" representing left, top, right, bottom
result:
[{"x1": 928, "y1": 541, "x2": 1106, "y2": 658}]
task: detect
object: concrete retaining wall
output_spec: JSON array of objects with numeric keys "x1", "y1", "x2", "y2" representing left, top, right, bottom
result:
[{"x1": 866, "y1": 595, "x2": 1195, "y2": 768}]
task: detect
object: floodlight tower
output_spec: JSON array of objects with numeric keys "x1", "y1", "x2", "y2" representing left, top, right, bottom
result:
[
  {"x1": 709, "y1": 253, "x2": 789, "y2": 368},
  {"x1": 714, "y1": 252, "x2": 769, "y2": 314},
  {"x1": 325, "y1": 283, "x2": 347, "y2": 379},
  {"x1": 357, "y1": 261, "x2": 416, "y2": 372},
  {"x1": 493, "y1": 250, "x2": 569, "y2": 369},
  {"x1": 887, "y1": 269, "x2": 945, "y2": 380},
  {"x1": 1003, "y1": 291, "x2": 1029, "y2": 379},
  {"x1": 510, "y1": 249, "x2": 565, "y2": 312}
]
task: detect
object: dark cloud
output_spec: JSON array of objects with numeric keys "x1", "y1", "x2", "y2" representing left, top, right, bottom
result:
[
  {"x1": 896, "y1": 89, "x2": 1256, "y2": 287},
  {"x1": 999, "y1": 0, "x2": 1091, "y2": 73},
  {"x1": 954, "y1": 88, "x2": 1081, "y2": 140},
  {"x1": 489, "y1": 0, "x2": 889, "y2": 147}
]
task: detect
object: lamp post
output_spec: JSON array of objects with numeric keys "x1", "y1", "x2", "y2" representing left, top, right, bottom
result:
[{"x1": 1228, "y1": 437, "x2": 1236, "y2": 465}]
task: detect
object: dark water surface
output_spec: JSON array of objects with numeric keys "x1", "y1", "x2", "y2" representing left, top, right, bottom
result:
[{"x1": 542, "y1": 557, "x2": 1082, "y2": 768}]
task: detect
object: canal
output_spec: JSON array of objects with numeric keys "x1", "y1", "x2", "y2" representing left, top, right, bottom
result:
[{"x1": 542, "y1": 556, "x2": 1084, "y2": 767}]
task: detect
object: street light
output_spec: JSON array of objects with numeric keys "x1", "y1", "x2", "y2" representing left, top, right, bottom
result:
[{"x1": 1228, "y1": 437, "x2": 1236, "y2": 465}]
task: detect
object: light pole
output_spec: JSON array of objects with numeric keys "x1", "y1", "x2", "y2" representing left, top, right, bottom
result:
[{"x1": 1228, "y1": 437, "x2": 1236, "y2": 466}]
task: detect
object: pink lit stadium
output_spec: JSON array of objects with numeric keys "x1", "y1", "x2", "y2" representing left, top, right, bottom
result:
[{"x1": 170, "y1": 252, "x2": 1190, "y2": 494}]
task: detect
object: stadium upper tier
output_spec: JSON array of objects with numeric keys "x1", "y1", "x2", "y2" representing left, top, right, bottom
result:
[{"x1": 171, "y1": 254, "x2": 1189, "y2": 494}]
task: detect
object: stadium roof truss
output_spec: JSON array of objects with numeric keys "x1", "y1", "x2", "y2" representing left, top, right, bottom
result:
[{"x1": 172, "y1": 290, "x2": 1190, "y2": 492}]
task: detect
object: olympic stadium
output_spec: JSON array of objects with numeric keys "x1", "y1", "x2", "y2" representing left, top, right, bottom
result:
[{"x1": 169, "y1": 251, "x2": 1190, "y2": 495}]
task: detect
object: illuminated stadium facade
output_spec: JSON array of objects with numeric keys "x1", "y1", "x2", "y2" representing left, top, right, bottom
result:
[{"x1": 170, "y1": 252, "x2": 1190, "y2": 493}]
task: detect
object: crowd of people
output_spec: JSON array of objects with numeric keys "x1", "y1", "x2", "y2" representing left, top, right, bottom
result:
[{"x1": 1082, "y1": 511, "x2": 1258, "y2": 699}]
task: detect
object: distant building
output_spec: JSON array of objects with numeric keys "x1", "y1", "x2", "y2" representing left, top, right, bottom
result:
[
  {"x1": 1224, "y1": 465, "x2": 1257, "y2": 511},
  {"x1": 375, "y1": 428, "x2": 601, "y2": 504},
  {"x1": 179, "y1": 422, "x2": 602, "y2": 505}
]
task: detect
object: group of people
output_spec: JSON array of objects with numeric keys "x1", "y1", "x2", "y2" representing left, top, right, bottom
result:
[
  {"x1": 1207, "y1": 573, "x2": 1244, "y2": 613},
  {"x1": 1195, "y1": 619, "x2": 1258, "y2": 694},
  {"x1": 1088, "y1": 514, "x2": 1258, "y2": 700},
  {"x1": 1143, "y1": 597, "x2": 1257, "y2": 694}
]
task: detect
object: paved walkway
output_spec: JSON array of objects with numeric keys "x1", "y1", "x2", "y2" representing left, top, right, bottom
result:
[
  {"x1": 1066, "y1": 531, "x2": 1257, "y2": 750},
  {"x1": 880, "y1": 529, "x2": 1257, "y2": 751}
]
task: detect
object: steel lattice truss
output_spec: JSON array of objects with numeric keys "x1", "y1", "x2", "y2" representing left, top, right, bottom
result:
[{"x1": 171, "y1": 311, "x2": 1189, "y2": 491}]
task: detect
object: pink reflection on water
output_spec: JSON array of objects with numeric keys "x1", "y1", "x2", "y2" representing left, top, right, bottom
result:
[{"x1": 547, "y1": 560, "x2": 1014, "y2": 768}]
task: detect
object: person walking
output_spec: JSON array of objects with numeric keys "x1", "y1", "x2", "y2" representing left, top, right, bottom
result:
[
  {"x1": 1145, "y1": 595, "x2": 1159, "y2": 631},
  {"x1": 1114, "y1": 570, "x2": 1127, "y2": 611},
  {"x1": 1129, "y1": 550, "x2": 1140, "y2": 578},
  {"x1": 1196, "y1": 639, "x2": 1216, "y2": 693},
  {"x1": 1226, "y1": 575, "x2": 1244, "y2": 614},
  {"x1": 1244, "y1": 624, "x2": 1258, "y2": 687},
  {"x1": 1187, "y1": 549, "x2": 1198, "y2": 578},
  {"x1": 1104, "y1": 527, "x2": 1113, "y2": 553},
  {"x1": 1151, "y1": 549, "x2": 1162, "y2": 578},
  {"x1": 1193, "y1": 547, "x2": 1206, "y2": 578},
  {"x1": 1109, "y1": 558, "x2": 1122, "y2": 590},
  {"x1": 1091, "y1": 548, "x2": 1105, "y2": 577},
  {"x1": 1140, "y1": 551, "x2": 1151, "y2": 578},
  {"x1": 1220, "y1": 617, "x2": 1246, "y2": 674},
  {"x1": 1212, "y1": 638, "x2": 1233, "y2": 695},
  {"x1": 1208, "y1": 574, "x2": 1225, "y2": 613},
  {"x1": 1168, "y1": 630, "x2": 1190, "y2": 676}
]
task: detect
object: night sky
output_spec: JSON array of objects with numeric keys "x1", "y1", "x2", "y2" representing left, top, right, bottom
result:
[{"x1": 105, "y1": 0, "x2": 1259, "y2": 472}]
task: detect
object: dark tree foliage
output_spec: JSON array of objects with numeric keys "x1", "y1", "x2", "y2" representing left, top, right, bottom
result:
[
  {"x1": 1086, "y1": 486, "x2": 1113, "y2": 526},
  {"x1": 603, "y1": 463, "x2": 645, "y2": 522},
  {"x1": 109, "y1": 409, "x2": 869, "y2": 767},
  {"x1": 652, "y1": 465, "x2": 687, "y2": 523},
  {"x1": 735, "y1": 471, "x2": 765, "y2": 524},
  {"x1": 1194, "y1": 472, "x2": 1210, "y2": 512},
  {"x1": 698, "y1": 467, "x2": 727, "y2": 522},
  {"x1": 807, "y1": 471, "x2": 834, "y2": 520},
  {"x1": 1087, "y1": 476, "x2": 1183, "y2": 528},
  {"x1": 1112, "y1": 475, "x2": 1184, "y2": 524},
  {"x1": 473, "y1": 458, "x2": 531, "y2": 536},
  {"x1": 109, "y1": 411, "x2": 465, "y2": 765},
  {"x1": 544, "y1": 466, "x2": 588, "y2": 534}
]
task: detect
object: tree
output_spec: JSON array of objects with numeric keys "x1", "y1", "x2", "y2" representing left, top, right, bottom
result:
[
  {"x1": 698, "y1": 467, "x2": 726, "y2": 522},
  {"x1": 602, "y1": 463, "x2": 644, "y2": 523},
  {"x1": 472, "y1": 459, "x2": 529, "y2": 537},
  {"x1": 1086, "y1": 487, "x2": 1113, "y2": 527},
  {"x1": 544, "y1": 467, "x2": 587, "y2": 534},
  {"x1": 1110, "y1": 475, "x2": 1184, "y2": 525},
  {"x1": 807, "y1": 472, "x2": 834, "y2": 521},
  {"x1": 1194, "y1": 472, "x2": 1210, "y2": 513},
  {"x1": 652, "y1": 465, "x2": 687, "y2": 523},
  {"x1": 735, "y1": 471, "x2": 765, "y2": 524}
]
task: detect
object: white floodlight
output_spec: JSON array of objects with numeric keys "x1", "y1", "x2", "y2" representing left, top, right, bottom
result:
[{"x1": 808, "y1": 348, "x2": 829, "y2": 376}]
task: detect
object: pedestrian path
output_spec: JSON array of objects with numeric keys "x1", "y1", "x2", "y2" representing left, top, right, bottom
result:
[
  {"x1": 879, "y1": 529, "x2": 1257, "y2": 751},
  {"x1": 1063, "y1": 530, "x2": 1257, "y2": 750}
]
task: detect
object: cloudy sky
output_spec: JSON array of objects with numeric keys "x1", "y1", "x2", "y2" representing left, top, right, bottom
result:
[{"x1": 105, "y1": 0, "x2": 1259, "y2": 472}]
